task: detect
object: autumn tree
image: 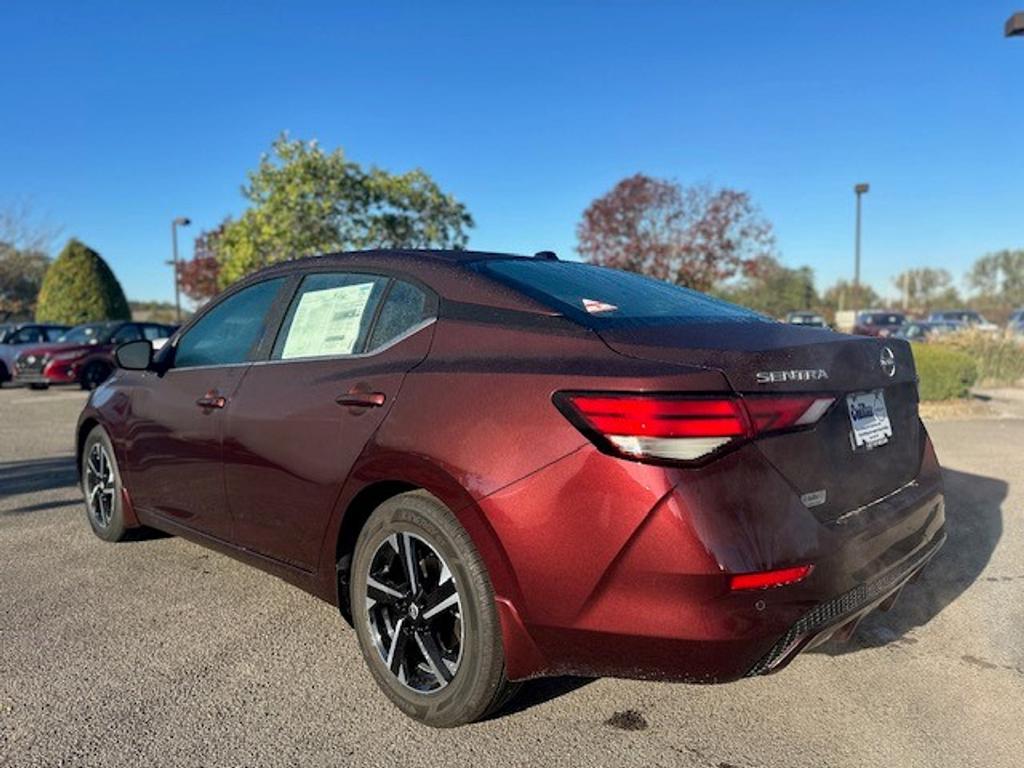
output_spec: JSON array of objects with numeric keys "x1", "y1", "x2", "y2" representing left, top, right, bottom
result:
[
  {"x1": 576, "y1": 173, "x2": 775, "y2": 292},
  {"x1": 0, "y1": 202, "x2": 60, "y2": 319},
  {"x1": 217, "y1": 134, "x2": 474, "y2": 286},
  {"x1": 176, "y1": 222, "x2": 226, "y2": 303},
  {"x1": 0, "y1": 244, "x2": 50, "y2": 320}
]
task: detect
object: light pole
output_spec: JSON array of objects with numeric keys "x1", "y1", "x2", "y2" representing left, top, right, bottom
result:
[
  {"x1": 1006, "y1": 12, "x2": 1024, "y2": 36},
  {"x1": 853, "y1": 183, "x2": 869, "y2": 304},
  {"x1": 169, "y1": 217, "x2": 191, "y2": 324}
]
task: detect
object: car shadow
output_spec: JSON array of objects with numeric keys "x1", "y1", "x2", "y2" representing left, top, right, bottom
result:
[
  {"x1": 491, "y1": 676, "x2": 595, "y2": 720},
  {"x1": 816, "y1": 466, "x2": 1005, "y2": 654},
  {"x1": 0, "y1": 455, "x2": 78, "y2": 497}
]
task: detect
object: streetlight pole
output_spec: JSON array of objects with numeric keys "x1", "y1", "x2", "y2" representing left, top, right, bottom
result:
[
  {"x1": 169, "y1": 216, "x2": 191, "y2": 324},
  {"x1": 853, "y1": 183, "x2": 869, "y2": 304}
]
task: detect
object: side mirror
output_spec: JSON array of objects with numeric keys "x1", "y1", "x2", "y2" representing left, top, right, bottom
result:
[{"x1": 115, "y1": 339, "x2": 153, "y2": 371}]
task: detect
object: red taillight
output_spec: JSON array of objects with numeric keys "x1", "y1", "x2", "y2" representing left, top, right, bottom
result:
[
  {"x1": 557, "y1": 392, "x2": 834, "y2": 463},
  {"x1": 729, "y1": 564, "x2": 814, "y2": 591}
]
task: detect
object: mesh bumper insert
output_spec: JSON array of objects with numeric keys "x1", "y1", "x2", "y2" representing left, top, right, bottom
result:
[{"x1": 746, "y1": 531, "x2": 946, "y2": 676}]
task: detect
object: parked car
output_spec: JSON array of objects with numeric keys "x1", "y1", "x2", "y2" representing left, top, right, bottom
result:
[
  {"x1": 891, "y1": 320, "x2": 963, "y2": 342},
  {"x1": 851, "y1": 310, "x2": 907, "y2": 337},
  {"x1": 1008, "y1": 309, "x2": 1024, "y2": 336},
  {"x1": 927, "y1": 309, "x2": 999, "y2": 332},
  {"x1": 78, "y1": 250, "x2": 945, "y2": 727},
  {"x1": 784, "y1": 311, "x2": 827, "y2": 328},
  {"x1": 0, "y1": 322, "x2": 70, "y2": 384},
  {"x1": 14, "y1": 321, "x2": 176, "y2": 390}
]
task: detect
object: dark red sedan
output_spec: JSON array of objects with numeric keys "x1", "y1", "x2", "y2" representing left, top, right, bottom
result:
[
  {"x1": 77, "y1": 250, "x2": 945, "y2": 727},
  {"x1": 15, "y1": 321, "x2": 176, "y2": 390}
]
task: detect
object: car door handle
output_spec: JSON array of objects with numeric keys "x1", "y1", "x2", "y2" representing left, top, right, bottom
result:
[
  {"x1": 196, "y1": 391, "x2": 227, "y2": 409},
  {"x1": 335, "y1": 392, "x2": 386, "y2": 408}
]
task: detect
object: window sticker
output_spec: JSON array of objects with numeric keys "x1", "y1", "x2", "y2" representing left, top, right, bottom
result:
[{"x1": 281, "y1": 282, "x2": 374, "y2": 359}]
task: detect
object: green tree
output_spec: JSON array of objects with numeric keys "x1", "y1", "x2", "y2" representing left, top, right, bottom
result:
[
  {"x1": 34, "y1": 239, "x2": 130, "y2": 324},
  {"x1": 715, "y1": 255, "x2": 817, "y2": 318},
  {"x1": 821, "y1": 279, "x2": 880, "y2": 314},
  {"x1": 890, "y1": 267, "x2": 961, "y2": 312},
  {"x1": 217, "y1": 134, "x2": 474, "y2": 286},
  {"x1": 967, "y1": 249, "x2": 1024, "y2": 309}
]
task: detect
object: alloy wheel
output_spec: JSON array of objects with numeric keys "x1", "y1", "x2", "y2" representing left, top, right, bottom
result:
[
  {"x1": 365, "y1": 531, "x2": 463, "y2": 693},
  {"x1": 85, "y1": 443, "x2": 116, "y2": 529}
]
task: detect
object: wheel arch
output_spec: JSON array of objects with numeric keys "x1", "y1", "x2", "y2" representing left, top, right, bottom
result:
[
  {"x1": 76, "y1": 416, "x2": 101, "y2": 476},
  {"x1": 322, "y1": 450, "x2": 525, "y2": 626}
]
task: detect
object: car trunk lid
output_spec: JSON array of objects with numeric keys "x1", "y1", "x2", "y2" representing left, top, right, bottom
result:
[{"x1": 596, "y1": 321, "x2": 922, "y2": 522}]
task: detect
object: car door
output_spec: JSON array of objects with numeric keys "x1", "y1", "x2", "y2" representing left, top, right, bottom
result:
[
  {"x1": 223, "y1": 271, "x2": 437, "y2": 570},
  {"x1": 125, "y1": 277, "x2": 289, "y2": 542}
]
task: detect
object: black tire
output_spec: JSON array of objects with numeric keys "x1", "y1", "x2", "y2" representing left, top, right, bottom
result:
[
  {"x1": 28, "y1": 382, "x2": 50, "y2": 390},
  {"x1": 349, "y1": 490, "x2": 518, "y2": 727},
  {"x1": 81, "y1": 426, "x2": 129, "y2": 542},
  {"x1": 81, "y1": 361, "x2": 113, "y2": 390}
]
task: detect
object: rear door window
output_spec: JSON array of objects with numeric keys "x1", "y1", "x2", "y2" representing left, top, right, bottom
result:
[
  {"x1": 473, "y1": 259, "x2": 769, "y2": 327},
  {"x1": 272, "y1": 273, "x2": 388, "y2": 360}
]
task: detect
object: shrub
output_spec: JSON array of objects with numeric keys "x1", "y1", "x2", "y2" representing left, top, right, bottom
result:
[
  {"x1": 34, "y1": 239, "x2": 130, "y2": 325},
  {"x1": 935, "y1": 328, "x2": 1024, "y2": 386},
  {"x1": 911, "y1": 344, "x2": 978, "y2": 401}
]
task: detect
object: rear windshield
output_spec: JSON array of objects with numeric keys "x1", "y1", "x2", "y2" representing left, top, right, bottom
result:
[{"x1": 473, "y1": 259, "x2": 770, "y2": 327}]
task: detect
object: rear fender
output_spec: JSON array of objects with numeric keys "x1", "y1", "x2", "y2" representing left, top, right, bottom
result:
[{"x1": 315, "y1": 446, "x2": 541, "y2": 670}]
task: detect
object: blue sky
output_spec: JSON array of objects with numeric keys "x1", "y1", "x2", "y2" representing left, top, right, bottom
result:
[{"x1": 1, "y1": 1, "x2": 1021, "y2": 303}]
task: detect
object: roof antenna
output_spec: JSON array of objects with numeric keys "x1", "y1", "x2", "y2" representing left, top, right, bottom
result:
[{"x1": 533, "y1": 250, "x2": 558, "y2": 261}]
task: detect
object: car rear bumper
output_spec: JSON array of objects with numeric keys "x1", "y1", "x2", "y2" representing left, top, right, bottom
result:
[
  {"x1": 481, "y1": 429, "x2": 946, "y2": 682},
  {"x1": 745, "y1": 523, "x2": 945, "y2": 676}
]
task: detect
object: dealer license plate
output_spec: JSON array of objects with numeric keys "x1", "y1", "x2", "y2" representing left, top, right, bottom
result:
[{"x1": 847, "y1": 389, "x2": 892, "y2": 449}]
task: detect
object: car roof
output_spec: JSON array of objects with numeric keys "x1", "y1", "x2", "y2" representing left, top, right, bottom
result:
[{"x1": 227, "y1": 249, "x2": 558, "y2": 315}]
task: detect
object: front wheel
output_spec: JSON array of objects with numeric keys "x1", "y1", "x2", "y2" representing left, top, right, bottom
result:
[
  {"x1": 349, "y1": 491, "x2": 518, "y2": 727},
  {"x1": 81, "y1": 426, "x2": 129, "y2": 542}
]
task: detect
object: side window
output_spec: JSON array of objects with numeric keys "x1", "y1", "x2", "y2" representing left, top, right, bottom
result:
[
  {"x1": 272, "y1": 273, "x2": 387, "y2": 360},
  {"x1": 43, "y1": 328, "x2": 66, "y2": 342},
  {"x1": 141, "y1": 324, "x2": 170, "y2": 341},
  {"x1": 367, "y1": 280, "x2": 430, "y2": 351},
  {"x1": 175, "y1": 278, "x2": 285, "y2": 368},
  {"x1": 11, "y1": 327, "x2": 44, "y2": 344},
  {"x1": 111, "y1": 324, "x2": 142, "y2": 344}
]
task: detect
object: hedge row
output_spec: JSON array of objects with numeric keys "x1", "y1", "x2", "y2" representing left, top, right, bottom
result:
[
  {"x1": 935, "y1": 329, "x2": 1024, "y2": 387},
  {"x1": 911, "y1": 344, "x2": 978, "y2": 401}
]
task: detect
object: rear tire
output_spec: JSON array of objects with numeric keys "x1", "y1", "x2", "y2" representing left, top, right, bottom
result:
[
  {"x1": 28, "y1": 382, "x2": 50, "y2": 390},
  {"x1": 81, "y1": 426, "x2": 128, "y2": 542},
  {"x1": 349, "y1": 490, "x2": 518, "y2": 727}
]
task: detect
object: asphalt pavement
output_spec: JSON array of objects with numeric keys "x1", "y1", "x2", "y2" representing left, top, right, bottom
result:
[{"x1": 1, "y1": 386, "x2": 1022, "y2": 767}]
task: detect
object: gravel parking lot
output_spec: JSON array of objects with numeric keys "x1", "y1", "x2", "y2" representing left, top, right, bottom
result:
[{"x1": 1, "y1": 386, "x2": 1022, "y2": 767}]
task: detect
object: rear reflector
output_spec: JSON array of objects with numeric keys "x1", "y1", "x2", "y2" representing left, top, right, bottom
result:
[
  {"x1": 556, "y1": 393, "x2": 835, "y2": 464},
  {"x1": 729, "y1": 564, "x2": 814, "y2": 591}
]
